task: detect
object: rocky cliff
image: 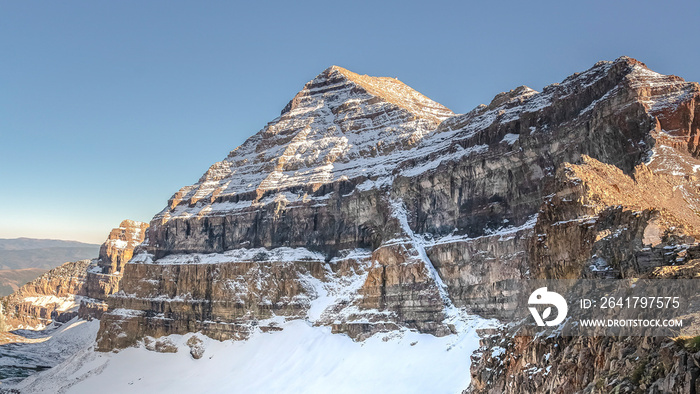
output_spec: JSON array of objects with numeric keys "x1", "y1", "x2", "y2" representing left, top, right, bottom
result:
[
  {"x1": 0, "y1": 220, "x2": 147, "y2": 331},
  {"x1": 95, "y1": 56, "x2": 700, "y2": 368},
  {"x1": 0, "y1": 259, "x2": 90, "y2": 330},
  {"x1": 80, "y1": 220, "x2": 148, "y2": 318}
]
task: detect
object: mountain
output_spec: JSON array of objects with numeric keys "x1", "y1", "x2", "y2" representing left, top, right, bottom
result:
[
  {"x1": 0, "y1": 238, "x2": 99, "y2": 251},
  {"x1": 6, "y1": 57, "x2": 700, "y2": 393},
  {"x1": 96, "y1": 57, "x2": 700, "y2": 349}
]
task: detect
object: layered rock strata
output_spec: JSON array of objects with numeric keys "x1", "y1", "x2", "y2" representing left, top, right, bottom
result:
[{"x1": 80, "y1": 220, "x2": 148, "y2": 318}]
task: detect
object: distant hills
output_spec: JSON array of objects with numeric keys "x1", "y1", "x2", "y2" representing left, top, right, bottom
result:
[
  {"x1": 0, "y1": 268, "x2": 48, "y2": 297},
  {"x1": 0, "y1": 238, "x2": 100, "y2": 296},
  {"x1": 0, "y1": 238, "x2": 99, "y2": 251}
]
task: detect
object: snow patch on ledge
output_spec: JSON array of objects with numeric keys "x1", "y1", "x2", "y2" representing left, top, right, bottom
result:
[
  {"x1": 131, "y1": 247, "x2": 327, "y2": 266},
  {"x1": 424, "y1": 213, "x2": 538, "y2": 246},
  {"x1": 300, "y1": 264, "x2": 369, "y2": 323},
  {"x1": 400, "y1": 144, "x2": 488, "y2": 177},
  {"x1": 22, "y1": 295, "x2": 83, "y2": 313},
  {"x1": 500, "y1": 133, "x2": 519, "y2": 145}
]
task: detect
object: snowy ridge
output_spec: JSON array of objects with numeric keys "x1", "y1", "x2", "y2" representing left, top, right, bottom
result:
[
  {"x1": 628, "y1": 65, "x2": 697, "y2": 114},
  {"x1": 159, "y1": 66, "x2": 454, "y2": 221}
]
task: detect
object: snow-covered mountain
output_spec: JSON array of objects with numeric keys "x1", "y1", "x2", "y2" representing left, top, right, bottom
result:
[{"x1": 3, "y1": 57, "x2": 700, "y2": 393}]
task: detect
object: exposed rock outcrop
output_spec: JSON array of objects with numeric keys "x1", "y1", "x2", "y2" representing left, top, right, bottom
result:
[
  {"x1": 80, "y1": 220, "x2": 148, "y2": 318},
  {"x1": 469, "y1": 332, "x2": 700, "y2": 394}
]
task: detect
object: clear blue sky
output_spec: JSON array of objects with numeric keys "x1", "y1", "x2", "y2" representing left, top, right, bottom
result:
[{"x1": 2, "y1": 1, "x2": 698, "y2": 244}]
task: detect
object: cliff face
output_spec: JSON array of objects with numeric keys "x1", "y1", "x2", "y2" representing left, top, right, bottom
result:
[
  {"x1": 81, "y1": 219, "x2": 148, "y2": 318},
  {"x1": 470, "y1": 333, "x2": 700, "y2": 394},
  {"x1": 96, "y1": 220, "x2": 150, "y2": 276},
  {"x1": 95, "y1": 55, "x2": 700, "y2": 369},
  {"x1": 0, "y1": 259, "x2": 90, "y2": 330},
  {"x1": 0, "y1": 220, "x2": 147, "y2": 331}
]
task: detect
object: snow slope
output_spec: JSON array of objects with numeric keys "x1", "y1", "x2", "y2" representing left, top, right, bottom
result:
[
  {"x1": 14, "y1": 319, "x2": 492, "y2": 394},
  {"x1": 0, "y1": 317, "x2": 99, "y2": 385}
]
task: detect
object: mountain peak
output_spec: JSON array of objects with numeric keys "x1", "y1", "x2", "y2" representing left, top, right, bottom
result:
[
  {"x1": 325, "y1": 64, "x2": 351, "y2": 74},
  {"x1": 162, "y1": 64, "x2": 456, "y2": 213},
  {"x1": 614, "y1": 55, "x2": 648, "y2": 69},
  {"x1": 282, "y1": 65, "x2": 453, "y2": 123}
]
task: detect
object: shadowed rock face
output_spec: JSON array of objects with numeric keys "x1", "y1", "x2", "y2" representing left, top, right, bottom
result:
[
  {"x1": 94, "y1": 57, "x2": 700, "y2": 393},
  {"x1": 470, "y1": 256, "x2": 700, "y2": 394}
]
